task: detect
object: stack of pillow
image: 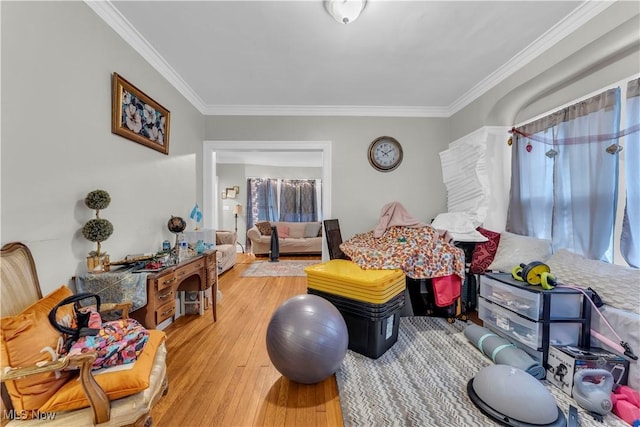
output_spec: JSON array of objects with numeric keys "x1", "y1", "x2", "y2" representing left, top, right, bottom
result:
[{"x1": 470, "y1": 230, "x2": 552, "y2": 274}]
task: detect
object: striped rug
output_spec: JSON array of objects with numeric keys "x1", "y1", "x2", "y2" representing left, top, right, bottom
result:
[{"x1": 335, "y1": 316, "x2": 626, "y2": 427}]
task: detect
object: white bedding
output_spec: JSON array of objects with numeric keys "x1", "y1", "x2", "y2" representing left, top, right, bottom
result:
[
  {"x1": 590, "y1": 305, "x2": 639, "y2": 389},
  {"x1": 546, "y1": 249, "x2": 640, "y2": 389}
]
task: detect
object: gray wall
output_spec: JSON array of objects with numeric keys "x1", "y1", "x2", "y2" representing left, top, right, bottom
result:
[
  {"x1": 1, "y1": 1, "x2": 204, "y2": 294},
  {"x1": 204, "y1": 117, "x2": 450, "y2": 242}
]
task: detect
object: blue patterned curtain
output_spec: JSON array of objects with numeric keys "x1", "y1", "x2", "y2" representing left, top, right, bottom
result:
[
  {"x1": 246, "y1": 178, "x2": 279, "y2": 232},
  {"x1": 279, "y1": 179, "x2": 318, "y2": 222}
]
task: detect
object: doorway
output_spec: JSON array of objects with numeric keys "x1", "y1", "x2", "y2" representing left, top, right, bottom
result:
[{"x1": 203, "y1": 140, "x2": 332, "y2": 257}]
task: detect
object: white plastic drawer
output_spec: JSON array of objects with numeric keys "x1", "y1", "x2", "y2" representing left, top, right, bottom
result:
[
  {"x1": 478, "y1": 298, "x2": 581, "y2": 350},
  {"x1": 480, "y1": 275, "x2": 582, "y2": 320},
  {"x1": 480, "y1": 276, "x2": 541, "y2": 320}
]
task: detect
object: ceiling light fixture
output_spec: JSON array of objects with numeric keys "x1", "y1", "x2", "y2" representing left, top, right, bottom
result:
[{"x1": 324, "y1": 0, "x2": 367, "y2": 25}]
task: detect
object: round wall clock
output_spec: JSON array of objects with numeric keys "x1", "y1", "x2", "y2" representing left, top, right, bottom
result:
[{"x1": 368, "y1": 136, "x2": 403, "y2": 172}]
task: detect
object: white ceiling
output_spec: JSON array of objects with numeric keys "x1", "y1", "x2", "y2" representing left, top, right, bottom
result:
[{"x1": 91, "y1": 1, "x2": 613, "y2": 118}]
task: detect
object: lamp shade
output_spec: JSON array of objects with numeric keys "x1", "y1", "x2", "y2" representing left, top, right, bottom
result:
[
  {"x1": 325, "y1": 0, "x2": 366, "y2": 24},
  {"x1": 233, "y1": 204, "x2": 243, "y2": 215}
]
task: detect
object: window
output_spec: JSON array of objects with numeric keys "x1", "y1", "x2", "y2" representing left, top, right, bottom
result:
[
  {"x1": 246, "y1": 178, "x2": 321, "y2": 229},
  {"x1": 508, "y1": 77, "x2": 639, "y2": 266}
]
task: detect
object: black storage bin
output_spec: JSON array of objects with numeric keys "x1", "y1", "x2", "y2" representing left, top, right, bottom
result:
[
  {"x1": 307, "y1": 287, "x2": 403, "y2": 359},
  {"x1": 340, "y1": 307, "x2": 401, "y2": 359},
  {"x1": 307, "y1": 288, "x2": 404, "y2": 318},
  {"x1": 406, "y1": 276, "x2": 457, "y2": 318}
]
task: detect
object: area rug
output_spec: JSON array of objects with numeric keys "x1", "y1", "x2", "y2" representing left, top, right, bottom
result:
[
  {"x1": 241, "y1": 260, "x2": 321, "y2": 277},
  {"x1": 335, "y1": 316, "x2": 620, "y2": 427}
]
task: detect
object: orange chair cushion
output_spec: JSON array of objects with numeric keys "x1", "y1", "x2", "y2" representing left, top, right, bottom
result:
[
  {"x1": 40, "y1": 329, "x2": 166, "y2": 412},
  {"x1": 0, "y1": 286, "x2": 75, "y2": 413}
]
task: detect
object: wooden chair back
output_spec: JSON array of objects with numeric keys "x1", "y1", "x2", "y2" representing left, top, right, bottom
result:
[
  {"x1": 1, "y1": 243, "x2": 46, "y2": 415},
  {"x1": 323, "y1": 219, "x2": 349, "y2": 260},
  {"x1": 1, "y1": 242, "x2": 43, "y2": 317}
]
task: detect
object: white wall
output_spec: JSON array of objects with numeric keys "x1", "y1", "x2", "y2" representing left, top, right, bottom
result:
[
  {"x1": 203, "y1": 117, "x2": 451, "y2": 242},
  {"x1": 1, "y1": 2, "x2": 204, "y2": 294}
]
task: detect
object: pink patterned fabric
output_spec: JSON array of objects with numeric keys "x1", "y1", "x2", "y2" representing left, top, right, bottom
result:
[
  {"x1": 469, "y1": 227, "x2": 501, "y2": 274},
  {"x1": 340, "y1": 226, "x2": 465, "y2": 280}
]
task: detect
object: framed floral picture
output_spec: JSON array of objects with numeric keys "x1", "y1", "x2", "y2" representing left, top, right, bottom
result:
[{"x1": 111, "y1": 72, "x2": 170, "y2": 154}]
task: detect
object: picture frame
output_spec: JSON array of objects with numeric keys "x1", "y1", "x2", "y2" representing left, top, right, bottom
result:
[
  {"x1": 111, "y1": 72, "x2": 171, "y2": 155},
  {"x1": 226, "y1": 188, "x2": 237, "y2": 199},
  {"x1": 233, "y1": 185, "x2": 240, "y2": 194}
]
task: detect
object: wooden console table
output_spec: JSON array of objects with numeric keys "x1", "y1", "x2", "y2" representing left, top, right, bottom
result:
[
  {"x1": 131, "y1": 250, "x2": 217, "y2": 328},
  {"x1": 76, "y1": 250, "x2": 217, "y2": 329}
]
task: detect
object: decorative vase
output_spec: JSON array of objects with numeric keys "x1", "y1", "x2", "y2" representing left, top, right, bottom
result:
[{"x1": 86, "y1": 255, "x2": 101, "y2": 272}]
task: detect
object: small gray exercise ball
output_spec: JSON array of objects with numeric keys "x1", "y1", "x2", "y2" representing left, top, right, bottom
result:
[{"x1": 266, "y1": 294, "x2": 348, "y2": 384}]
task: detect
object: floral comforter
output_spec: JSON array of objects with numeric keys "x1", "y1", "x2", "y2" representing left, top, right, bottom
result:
[{"x1": 340, "y1": 226, "x2": 465, "y2": 280}]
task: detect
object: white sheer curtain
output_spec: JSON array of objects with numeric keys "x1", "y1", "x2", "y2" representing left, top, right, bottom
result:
[
  {"x1": 622, "y1": 78, "x2": 640, "y2": 267},
  {"x1": 508, "y1": 88, "x2": 621, "y2": 262}
]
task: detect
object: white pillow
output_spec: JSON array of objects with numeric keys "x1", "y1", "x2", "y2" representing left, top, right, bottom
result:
[
  {"x1": 487, "y1": 231, "x2": 552, "y2": 273},
  {"x1": 431, "y1": 212, "x2": 476, "y2": 233}
]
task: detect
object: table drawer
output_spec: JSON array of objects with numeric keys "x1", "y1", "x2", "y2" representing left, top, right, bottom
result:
[
  {"x1": 156, "y1": 301, "x2": 176, "y2": 324},
  {"x1": 480, "y1": 275, "x2": 582, "y2": 320},
  {"x1": 177, "y1": 259, "x2": 205, "y2": 279},
  {"x1": 478, "y1": 297, "x2": 580, "y2": 350},
  {"x1": 155, "y1": 271, "x2": 178, "y2": 292},
  {"x1": 156, "y1": 288, "x2": 175, "y2": 305}
]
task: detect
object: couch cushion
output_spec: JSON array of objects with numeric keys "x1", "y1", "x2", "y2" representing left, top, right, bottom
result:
[
  {"x1": 285, "y1": 222, "x2": 307, "y2": 239},
  {"x1": 40, "y1": 329, "x2": 166, "y2": 412},
  {"x1": 0, "y1": 286, "x2": 75, "y2": 414},
  {"x1": 276, "y1": 224, "x2": 290, "y2": 238},
  {"x1": 256, "y1": 222, "x2": 271, "y2": 236},
  {"x1": 304, "y1": 222, "x2": 322, "y2": 238},
  {"x1": 470, "y1": 227, "x2": 501, "y2": 274}
]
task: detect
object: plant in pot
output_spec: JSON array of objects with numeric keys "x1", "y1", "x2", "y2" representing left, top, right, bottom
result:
[{"x1": 82, "y1": 189, "x2": 114, "y2": 272}]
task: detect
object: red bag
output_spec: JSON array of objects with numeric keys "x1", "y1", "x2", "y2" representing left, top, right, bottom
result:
[{"x1": 432, "y1": 274, "x2": 461, "y2": 307}]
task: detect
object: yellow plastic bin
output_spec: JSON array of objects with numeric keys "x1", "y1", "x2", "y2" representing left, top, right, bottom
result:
[{"x1": 305, "y1": 259, "x2": 405, "y2": 304}]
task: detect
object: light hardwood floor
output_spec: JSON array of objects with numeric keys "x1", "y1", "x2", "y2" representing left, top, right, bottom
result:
[{"x1": 151, "y1": 253, "x2": 343, "y2": 427}]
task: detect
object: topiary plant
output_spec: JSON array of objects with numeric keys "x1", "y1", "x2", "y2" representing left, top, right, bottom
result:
[
  {"x1": 84, "y1": 189, "x2": 111, "y2": 212},
  {"x1": 83, "y1": 189, "x2": 113, "y2": 257}
]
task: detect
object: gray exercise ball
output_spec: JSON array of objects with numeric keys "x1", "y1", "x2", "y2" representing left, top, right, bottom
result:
[{"x1": 266, "y1": 294, "x2": 349, "y2": 384}]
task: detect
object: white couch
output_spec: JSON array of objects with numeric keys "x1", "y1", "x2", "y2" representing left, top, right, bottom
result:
[
  {"x1": 246, "y1": 221, "x2": 322, "y2": 255},
  {"x1": 478, "y1": 231, "x2": 640, "y2": 389},
  {"x1": 215, "y1": 230, "x2": 237, "y2": 274}
]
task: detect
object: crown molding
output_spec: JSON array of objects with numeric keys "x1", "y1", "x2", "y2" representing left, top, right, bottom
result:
[
  {"x1": 201, "y1": 104, "x2": 450, "y2": 117},
  {"x1": 88, "y1": 0, "x2": 613, "y2": 118},
  {"x1": 84, "y1": 0, "x2": 208, "y2": 113},
  {"x1": 447, "y1": 0, "x2": 615, "y2": 116}
]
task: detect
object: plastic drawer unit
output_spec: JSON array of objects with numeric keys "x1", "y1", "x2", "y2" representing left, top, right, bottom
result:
[
  {"x1": 480, "y1": 274, "x2": 582, "y2": 320},
  {"x1": 478, "y1": 273, "x2": 591, "y2": 370},
  {"x1": 478, "y1": 298, "x2": 581, "y2": 350}
]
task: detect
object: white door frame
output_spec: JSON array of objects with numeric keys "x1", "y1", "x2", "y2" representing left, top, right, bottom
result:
[{"x1": 203, "y1": 140, "x2": 332, "y2": 257}]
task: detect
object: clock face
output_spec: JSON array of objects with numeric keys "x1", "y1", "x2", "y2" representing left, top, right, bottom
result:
[{"x1": 368, "y1": 136, "x2": 403, "y2": 172}]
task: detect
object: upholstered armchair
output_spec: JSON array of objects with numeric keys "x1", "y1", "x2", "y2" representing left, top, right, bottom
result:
[{"x1": 0, "y1": 242, "x2": 168, "y2": 426}]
